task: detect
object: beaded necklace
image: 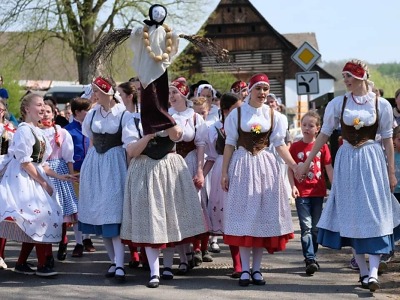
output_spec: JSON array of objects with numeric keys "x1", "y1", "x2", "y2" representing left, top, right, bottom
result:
[{"x1": 143, "y1": 23, "x2": 173, "y2": 62}]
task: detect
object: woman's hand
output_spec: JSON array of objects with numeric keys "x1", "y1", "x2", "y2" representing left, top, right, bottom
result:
[
  {"x1": 58, "y1": 174, "x2": 79, "y2": 182},
  {"x1": 221, "y1": 172, "x2": 229, "y2": 192},
  {"x1": 295, "y1": 162, "x2": 308, "y2": 181},
  {"x1": 291, "y1": 186, "x2": 300, "y2": 199},
  {"x1": 193, "y1": 171, "x2": 204, "y2": 190},
  {"x1": 389, "y1": 173, "x2": 397, "y2": 193}
]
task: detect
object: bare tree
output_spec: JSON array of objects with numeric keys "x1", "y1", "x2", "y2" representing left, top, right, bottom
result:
[{"x1": 0, "y1": 0, "x2": 210, "y2": 84}]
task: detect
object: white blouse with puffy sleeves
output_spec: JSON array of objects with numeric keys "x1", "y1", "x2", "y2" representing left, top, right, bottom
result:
[
  {"x1": 321, "y1": 92, "x2": 393, "y2": 139},
  {"x1": 224, "y1": 102, "x2": 286, "y2": 148}
]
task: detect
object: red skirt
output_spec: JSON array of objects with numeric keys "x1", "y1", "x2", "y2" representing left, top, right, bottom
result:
[
  {"x1": 223, "y1": 233, "x2": 295, "y2": 254},
  {"x1": 121, "y1": 232, "x2": 209, "y2": 249}
]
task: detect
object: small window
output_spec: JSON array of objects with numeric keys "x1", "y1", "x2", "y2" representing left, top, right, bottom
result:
[
  {"x1": 230, "y1": 54, "x2": 236, "y2": 63},
  {"x1": 251, "y1": 25, "x2": 256, "y2": 32},
  {"x1": 261, "y1": 53, "x2": 272, "y2": 64},
  {"x1": 238, "y1": 7, "x2": 242, "y2": 13},
  {"x1": 218, "y1": 26, "x2": 222, "y2": 33},
  {"x1": 227, "y1": 7, "x2": 230, "y2": 12}
]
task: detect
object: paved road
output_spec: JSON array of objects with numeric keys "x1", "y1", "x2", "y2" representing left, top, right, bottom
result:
[{"x1": 0, "y1": 208, "x2": 399, "y2": 300}]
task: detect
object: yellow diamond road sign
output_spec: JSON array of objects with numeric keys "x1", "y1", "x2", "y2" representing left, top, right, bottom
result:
[{"x1": 291, "y1": 42, "x2": 321, "y2": 71}]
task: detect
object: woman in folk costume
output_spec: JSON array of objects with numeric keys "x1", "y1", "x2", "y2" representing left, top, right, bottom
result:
[
  {"x1": 168, "y1": 80, "x2": 212, "y2": 267},
  {"x1": 120, "y1": 96, "x2": 208, "y2": 288},
  {"x1": 117, "y1": 81, "x2": 148, "y2": 270},
  {"x1": 221, "y1": 74, "x2": 296, "y2": 287},
  {"x1": 41, "y1": 100, "x2": 80, "y2": 261},
  {"x1": 296, "y1": 59, "x2": 400, "y2": 292},
  {"x1": 0, "y1": 93, "x2": 75, "y2": 277},
  {"x1": 0, "y1": 98, "x2": 16, "y2": 270},
  {"x1": 203, "y1": 92, "x2": 242, "y2": 277},
  {"x1": 78, "y1": 77, "x2": 132, "y2": 283}
]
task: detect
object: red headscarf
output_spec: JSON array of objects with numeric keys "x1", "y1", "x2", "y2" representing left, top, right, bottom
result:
[
  {"x1": 342, "y1": 62, "x2": 367, "y2": 80},
  {"x1": 230, "y1": 80, "x2": 248, "y2": 93},
  {"x1": 248, "y1": 73, "x2": 270, "y2": 91},
  {"x1": 170, "y1": 80, "x2": 189, "y2": 98},
  {"x1": 93, "y1": 77, "x2": 114, "y2": 95}
]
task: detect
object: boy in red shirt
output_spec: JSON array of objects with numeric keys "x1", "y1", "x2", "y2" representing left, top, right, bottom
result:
[{"x1": 289, "y1": 111, "x2": 333, "y2": 275}]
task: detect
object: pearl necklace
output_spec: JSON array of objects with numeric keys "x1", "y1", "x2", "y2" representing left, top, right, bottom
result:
[{"x1": 143, "y1": 23, "x2": 173, "y2": 62}]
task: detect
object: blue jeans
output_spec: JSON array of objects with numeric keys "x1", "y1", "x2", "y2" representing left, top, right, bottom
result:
[{"x1": 295, "y1": 197, "x2": 323, "y2": 260}]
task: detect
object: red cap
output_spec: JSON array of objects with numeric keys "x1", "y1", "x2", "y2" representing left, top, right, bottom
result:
[
  {"x1": 248, "y1": 73, "x2": 269, "y2": 91},
  {"x1": 93, "y1": 77, "x2": 114, "y2": 95},
  {"x1": 230, "y1": 80, "x2": 248, "y2": 93},
  {"x1": 170, "y1": 80, "x2": 189, "y2": 97},
  {"x1": 342, "y1": 62, "x2": 367, "y2": 80}
]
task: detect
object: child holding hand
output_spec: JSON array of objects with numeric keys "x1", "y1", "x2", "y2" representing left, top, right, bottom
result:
[{"x1": 288, "y1": 110, "x2": 333, "y2": 275}]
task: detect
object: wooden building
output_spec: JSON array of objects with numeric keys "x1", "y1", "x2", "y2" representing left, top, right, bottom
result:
[{"x1": 183, "y1": 0, "x2": 335, "y2": 105}]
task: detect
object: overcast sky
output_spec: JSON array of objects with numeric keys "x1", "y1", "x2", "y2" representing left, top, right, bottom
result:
[{"x1": 202, "y1": 0, "x2": 399, "y2": 64}]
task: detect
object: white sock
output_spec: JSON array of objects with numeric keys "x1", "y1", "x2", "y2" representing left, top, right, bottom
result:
[
  {"x1": 211, "y1": 236, "x2": 218, "y2": 244},
  {"x1": 176, "y1": 244, "x2": 188, "y2": 267},
  {"x1": 112, "y1": 236, "x2": 125, "y2": 275},
  {"x1": 354, "y1": 253, "x2": 369, "y2": 277},
  {"x1": 103, "y1": 237, "x2": 115, "y2": 263},
  {"x1": 369, "y1": 254, "x2": 380, "y2": 280},
  {"x1": 83, "y1": 234, "x2": 91, "y2": 240},
  {"x1": 145, "y1": 247, "x2": 160, "y2": 280},
  {"x1": 72, "y1": 223, "x2": 82, "y2": 245},
  {"x1": 162, "y1": 247, "x2": 175, "y2": 269},
  {"x1": 252, "y1": 247, "x2": 264, "y2": 279},
  {"x1": 239, "y1": 247, "x2": 251, "y2": 279}
]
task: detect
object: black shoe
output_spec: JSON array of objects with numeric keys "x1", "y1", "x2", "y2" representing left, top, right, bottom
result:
[
  {"x1": 114, "y1": 267, "x2": 126, "y2": 283},
  {"x1": 71, "y1": 244, "x2": 84, "y2": 258},
  {"x1": 231, "y1": 271, "x2": 241, "y2": 279},
  {"x1": 57, "y1": 242, "x2": 67, "y2": 261},
  {"x1": 161, "y1": 267, "x2": 174, "y2": 280},
  {"x1": 36, "y1": 266, "x2": 58, "y2": 277},
  {"x1": 368, "y1": 277, "x2": 380, "y2": 292},
  {"x1": 147, "y1": 275, "x2": 160, "y2": 288},
  {"x1": 176, "y1": 263, "x2": 189, "y2": 275},
  {"x1": 82, "y1": 239, "x2": 96, "y2": 252},
  {"x1": 14, "y1": 263, "x2": 36, "y2": 275},
  {"x1": 251, "y1": 270, "x2": 266, "y2": 285},
  {"x1": 238, "y1": 270, "x2": 251, "y2": 287},
  {"x1": 359, "y1": 275, "x2": 369, "y2": 289},
  {"x1": 128, "y1": 260, "x2": 140, "y2": 268},
  {"x1": 305, "y1": 259, "x2": 319, "y2": 275},
  {"x1": 46, "y1": 256, "x2": 55, "y2": 269},
  {"x1": 105, "y1": 263, "x2": 116, "y2": 278}
]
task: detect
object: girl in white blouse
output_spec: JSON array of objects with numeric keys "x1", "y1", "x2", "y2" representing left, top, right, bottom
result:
[
  {"x1": 296, "y1": 59, "x2": 400, "y2": 292},
  {"x1": 78, "y1": 77, "x2": 132, "y2": 283},
  {"x1": 222, "y1": 73, "x2": 297, "y2": 286}
]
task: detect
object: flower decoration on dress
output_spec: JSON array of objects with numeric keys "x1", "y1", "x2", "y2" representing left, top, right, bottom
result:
[
  {"x1": 250, "y1": 124, "x2": 262, "y2": 134},
  {"x1": 353, "y1": 117, "x2": 365, "y2": 130}
]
